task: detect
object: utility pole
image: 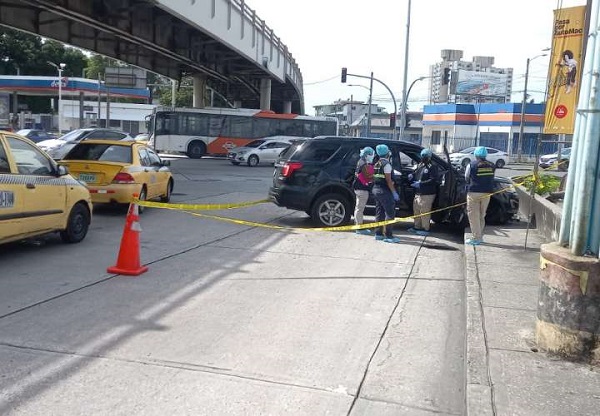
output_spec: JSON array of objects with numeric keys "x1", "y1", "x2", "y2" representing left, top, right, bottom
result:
[
  {"x1": 366, "y1": 72, "x2": 374, "y2": 137},
  {"x1": 399, "y1": 0, "x2": 412, "y2": 141},
  {"x1": 517, "y1": 52, "x2": 547, "y2": 162}
]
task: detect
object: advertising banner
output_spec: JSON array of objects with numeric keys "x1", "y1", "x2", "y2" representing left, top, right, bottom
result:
[
  {"x1": 544, "y1": 5, "x2": 587, "y2": 134},
  {"x1": 455, "y1": 70, "x2": 508, "y2": 97}
]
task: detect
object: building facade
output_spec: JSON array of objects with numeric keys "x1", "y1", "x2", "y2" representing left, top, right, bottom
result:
[
  {"x1": 421, "y1": 103, "x2": 558, "y2": 159},
  {"x1": 429, "y1": 49, "x2": 513, "y2": 105}
]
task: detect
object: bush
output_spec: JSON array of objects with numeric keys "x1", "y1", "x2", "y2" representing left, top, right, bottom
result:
[{"x1": 521, "y1": 173, "x2": 562, "y2": 195}]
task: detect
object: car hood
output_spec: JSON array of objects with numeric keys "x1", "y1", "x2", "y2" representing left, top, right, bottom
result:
[{"x1": 37, "y1": 138, "x2": 66, "y2": 149}]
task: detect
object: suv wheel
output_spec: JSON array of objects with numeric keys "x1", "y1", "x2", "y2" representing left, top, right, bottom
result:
[
  {"x1": 496, "y1": 159, "x2": 506, "y2": 168},
  {"x1": 310, "y1": 193, "x2": 351, "y2": 227},
  {"x1": 461, "y1": 158, "x2": 471, "y2": 168}
]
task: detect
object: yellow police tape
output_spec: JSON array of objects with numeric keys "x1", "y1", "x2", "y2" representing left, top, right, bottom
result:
[{"x1": 134, "y1": 175, "x2": 529, "y2": 232}]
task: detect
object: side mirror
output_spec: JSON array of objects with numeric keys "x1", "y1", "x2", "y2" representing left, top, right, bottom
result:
[
  {"x1": 57, "y1": 165, "x2": 69, "y2": 176},
  {"x1": 161, "y1": 159, "x2": 171, "y2": 166}
]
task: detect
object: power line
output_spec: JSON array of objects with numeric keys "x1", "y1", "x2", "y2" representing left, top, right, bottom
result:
[{"x1": 304, "y1": 75, "x2": 338, "y2": 86}]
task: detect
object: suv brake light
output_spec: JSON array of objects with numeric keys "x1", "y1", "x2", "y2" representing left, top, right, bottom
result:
[
  {"x1": 281, "y1": 162, "x2": 303, "y2": 177},
  {"x1": 112, "y1": 172, "x2": 136, "y2": 184}
]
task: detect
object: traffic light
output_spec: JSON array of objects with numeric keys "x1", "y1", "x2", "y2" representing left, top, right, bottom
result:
[
  {"x1": 341, "y1": 67, "x2": 347, "y2": 83},
  {"x1": 442, "y1": 68, "x2": 451, "y2": 85},
  {"x1": 389, "y1": 113, "x2": 396, "y2": 129}
]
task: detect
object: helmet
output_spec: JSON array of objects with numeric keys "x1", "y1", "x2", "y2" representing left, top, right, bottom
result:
[
  {"x1": 376, "y1": 144, "x2": 390, "y2": 157},
  {"x1": 474, "y1": 146, "x2": 488, "y2": 158},
  {"x1": 420, "y1": 148, "x2": 433, "y2": 159},
  {"x1": 360, "y1": 147, "x2": 374, "y2": 157}
]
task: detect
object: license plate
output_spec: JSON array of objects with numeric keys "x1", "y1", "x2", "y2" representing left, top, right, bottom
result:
[{"x1": 79, "y1": 173, "x2": 97, "y2": 183}]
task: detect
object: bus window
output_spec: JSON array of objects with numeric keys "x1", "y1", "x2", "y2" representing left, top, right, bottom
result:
[
  {"x1": 229, "y1": 116, "x2": 253, "y2": 138},
  {"x1": 156, "y1": 112, "x2": 176, "y2": 135},
  {"x1": 208, "y1": 115, "x2": 228, "y2": 136},
  {"x1": 280, "y1": 119, "x2": 304, "y2": 136},
  {"x1": 254, "y1": 118, "x2": 282, "y2": 138},
  {"x1": 303, "y1": 122, "x2": 316, "y2": 137},
  {"x1": 181, "y1": 113, "x2": 208, "y2": 136}
]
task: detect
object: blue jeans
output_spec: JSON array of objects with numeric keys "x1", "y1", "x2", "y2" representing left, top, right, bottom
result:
[{"x1": 372, "y1": 186, "x2": 396, "y2": 238}]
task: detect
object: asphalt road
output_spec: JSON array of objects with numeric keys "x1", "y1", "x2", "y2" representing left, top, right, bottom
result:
[{"x1": 0, "y1": 158, "x2": 466, "y2": 415}]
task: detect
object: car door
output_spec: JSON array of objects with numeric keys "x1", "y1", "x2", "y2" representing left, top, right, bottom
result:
[
  {"x1": 137, "y1": 147, "x2": 157, "y2": 198},
  {"x1": 5, "y1": 135, "x2": 67, "y2": 235},
  {"x1": 0, "y1": 135, "x2": 24, "y2": 241},
  {"x1": 146, "y1": 148, "x2": 169, "y2": 195}
]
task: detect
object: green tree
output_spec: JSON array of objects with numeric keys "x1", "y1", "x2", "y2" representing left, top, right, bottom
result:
[{"x1": 156, "y1": 77, "x2": 194, "y2": 107}]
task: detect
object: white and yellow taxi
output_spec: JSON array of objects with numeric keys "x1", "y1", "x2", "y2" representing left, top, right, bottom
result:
[
  {"x1": 0, "y1": 132, "x2": 92, "y2": 245},
  {"x1": 59, "y1": 140, "x2": 173, "y2": 210}
]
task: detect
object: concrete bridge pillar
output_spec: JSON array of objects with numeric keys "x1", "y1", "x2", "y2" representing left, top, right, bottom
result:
[
  {"x1": 283, "y1": 100, "x2": 292, "y2": 114},
  {"x1": 260, "y1": 78, "x2": 271, "y2": 111},
  {"x1": 192, "y1": 75, "x2": 206, "y2": 108}
]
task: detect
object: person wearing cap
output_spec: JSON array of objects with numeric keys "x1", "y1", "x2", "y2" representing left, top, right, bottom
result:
[
  {"x1": 353, "y1": 147, "x2": 375, "y2": 235},
  {"x1": 371, "y1": 144, "x2": 401, "y2": 243},
  {"x1": 465, "y1": 146, "x2": 496, "y2": 245},
  {"x1": 408, "y1": 148, "x2": 439, "y2": 236}
]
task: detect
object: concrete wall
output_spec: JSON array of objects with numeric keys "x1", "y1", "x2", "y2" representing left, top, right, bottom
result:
[{"x1": 516, "y1": 185, "x2": 562, "y2": 242}]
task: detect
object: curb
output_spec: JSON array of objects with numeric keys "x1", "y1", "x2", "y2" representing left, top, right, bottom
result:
[{"x1": 464, "y1": 240, "x2": 495, "y2": 415}]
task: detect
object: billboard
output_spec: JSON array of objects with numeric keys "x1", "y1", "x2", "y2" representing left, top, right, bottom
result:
[
  {"x1": 455, "y1": 70, "x2": 509, "y2": 97},
  {"x1": 544, "y1": 5, "x2": 586, "y2": 134},
  {"x1": 105, "y1": 67, "x2": 147, "y2": 89}
]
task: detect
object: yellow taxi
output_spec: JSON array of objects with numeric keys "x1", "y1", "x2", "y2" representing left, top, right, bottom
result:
[
  {"x1": 59, "y1": 140, "x2": 173, "y2": 210},
  {"x1": 0, "y1": 132, "x2": 92, "y2": 245}
]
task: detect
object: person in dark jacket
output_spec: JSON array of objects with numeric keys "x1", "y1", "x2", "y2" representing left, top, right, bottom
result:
[
  {"x1": 353, "y1": 146, "x2": 375, "y2": 234},
  {"x1": 372, "y1": 144, "x2": 401, "y2": 243},
  {"x1": 465, "y1": 146, "x2": 496, "y2": 245},
  {"x1": 408, "y1": 148, "x2": 439, "y2": 236}
]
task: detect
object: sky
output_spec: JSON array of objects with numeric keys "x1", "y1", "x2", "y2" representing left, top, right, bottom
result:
[{"x1": 246, "y1": 0, "x2": 587, "y2": 115}]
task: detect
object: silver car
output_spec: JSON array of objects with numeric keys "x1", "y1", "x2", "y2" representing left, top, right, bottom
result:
[{"x1": 228, "y1": 136, "x2": 307, "y2": 167}]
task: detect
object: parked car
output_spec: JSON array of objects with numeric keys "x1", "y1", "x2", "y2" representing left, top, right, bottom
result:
[
  {"x1": 539, "y1": 147, "x2": 571, "y2": 171},
  {"x1": 0, "y1": 131, "x2": 92, "y2": 245},
  {"x1": 450, "y1": 146, "x2": 509, "y2": 168},
  {"x1": 37, "y1": 128, "x2": 133, "y2": 160},
  {"x1": 269, "y1": 136, "x2": 518, "y2": 228},
  {"x1": 16, "y1": 129, "x2": 57, "y2": 143},
  {"x1": 228, "y1": 136, "x2": 310, "y2": 167},
  {"x1": 60, "y1": 140, "x2": 173, "y2": 211}
]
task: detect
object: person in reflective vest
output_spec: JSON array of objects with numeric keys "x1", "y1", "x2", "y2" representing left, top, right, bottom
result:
[
  {"x1": 353, "y1": 147, "x2": 375, "y2": 235},
  {"x1": 465, "y1": 146, "x2": 495, "y2": 245},
  {"x1": 408, "y1": 148, "x2": 439, "y2": 236},
  {"x1": 372, "y1": 144, "x2": 401, "y2": 243}
]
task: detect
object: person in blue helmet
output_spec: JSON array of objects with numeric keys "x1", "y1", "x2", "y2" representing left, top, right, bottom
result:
[
  {"x1": 408, "y1": 148, "x2": 439, "y2": 236},
  {"x1": 465, "y1": 146, "x2": 496, "y2": 245},
  {"x1": 353, "y1": 146, "x2": 375, "y2": 235},
  {"x1": 371, "y1": 144, "x2": 401, "y2": 243}
]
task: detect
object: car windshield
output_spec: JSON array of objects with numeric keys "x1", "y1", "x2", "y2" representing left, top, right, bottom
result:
[
  {"x1": 458, "y1": 147, "x2": 475, "y2": 154},
  {"x1": 60, "y1": 130, "x2": 89, "y2": 143},
  {"x1": 245, "y1": 140, "x2": 265, "y2": 148},
  {"x1": 63, "y1": 143, "x2": 132, "y2": 163}
]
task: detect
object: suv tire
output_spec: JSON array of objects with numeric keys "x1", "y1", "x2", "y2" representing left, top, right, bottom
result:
[{"x1": 310, "y1": 193, "x2": 351, "y2": 227}]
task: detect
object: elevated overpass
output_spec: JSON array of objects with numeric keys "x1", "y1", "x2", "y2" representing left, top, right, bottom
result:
[{"x1": 0, "y1": 0, "x2": 304, "y2": 113}]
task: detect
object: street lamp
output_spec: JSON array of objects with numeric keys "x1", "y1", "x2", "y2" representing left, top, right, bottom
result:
[
  {"x1": 400, "y1": 76, "x2": 430, "y2": 138},
  {"x1": 400, "y1": 0, "x2": 412, "y2": 141},
  {"x1": 516, "y1": 52, "x2": 547, "y2": 162},
  {"x1": 48, "y1": 61, "x2": 66, "y2": 134}
]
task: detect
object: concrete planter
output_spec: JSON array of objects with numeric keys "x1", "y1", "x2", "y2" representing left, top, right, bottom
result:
[{"x1": 515, "y1": 185, "x2": 562, "y2": 242}]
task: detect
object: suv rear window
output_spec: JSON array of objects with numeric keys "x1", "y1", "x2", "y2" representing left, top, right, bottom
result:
[{"x1": 296, "y1": 142, "x2": 340, "y2": 162}]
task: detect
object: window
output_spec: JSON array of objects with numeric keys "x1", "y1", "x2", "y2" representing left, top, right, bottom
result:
[
  {"x1": 156, "y1": 113, "x2": 176, "y2": 135},
  {"x1": 228, "y1": 116, "x2": 253, "y2": 138},
  {"x1": 431, "y1": 130, "x2": 441, "y2": 145},
  {"x1": 64, "y1": 143, "x2": 132, "y2": 163},
  {"x1": 253, "y1": 118, "x2": 281, "y2": 137},
  {"x1": 147, "y1": 149, "x2": 162, "y2": 166},
  {"x1": 86, "y1": 130, "x2": 127, "y2": 140},
  {"x1": 208, "y1": 115, "x2": 228, "y2": 136},
  {"x1": 180, "y1": 113, "x2": 208, "y2": 136},
  {"x1": 299, "y1": 143, "x2": 340, "y2": 162},
  {"x1": 138, "y1": 148, "x2": 151, "y2": 166},
  {"x1": 0, "y1": 141, "x2": 10, "y2": 173},
  {"x1": 7, "y1": 137, "x2": 54, "y2": 175}
]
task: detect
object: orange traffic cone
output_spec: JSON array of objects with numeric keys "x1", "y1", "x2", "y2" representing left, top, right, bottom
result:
[{"x1": 107, "y1": 196, "x2": 148, "y2": 276}]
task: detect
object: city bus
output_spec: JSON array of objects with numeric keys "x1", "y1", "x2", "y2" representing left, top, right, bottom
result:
[{"x1": 147, "y1": 107, "x2": 338, "y2": 158}]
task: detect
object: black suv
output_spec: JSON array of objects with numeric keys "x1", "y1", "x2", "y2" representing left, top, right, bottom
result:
[{"x1": 269, "y1": 136, "x2": 518, "y2": 228}]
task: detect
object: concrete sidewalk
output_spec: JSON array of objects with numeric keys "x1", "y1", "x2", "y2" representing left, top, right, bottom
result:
[{"x1": 464, "y1": 224, "x2": 600, "y2": 416}]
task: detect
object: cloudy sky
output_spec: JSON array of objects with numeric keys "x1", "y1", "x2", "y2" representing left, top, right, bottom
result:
[{"x1": 247, "y1": 0, "x2": 587, "y2": 114}]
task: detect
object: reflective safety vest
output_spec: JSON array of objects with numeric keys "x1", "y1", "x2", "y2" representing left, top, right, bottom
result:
[
  {"x1": 468, "y1": 160, "x2": 495, "y2": 193},
  {"x1": 372, "y1": 158, "x2": 394, "y2": 188}
]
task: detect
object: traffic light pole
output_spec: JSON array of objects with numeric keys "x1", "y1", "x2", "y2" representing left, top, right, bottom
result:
[{"x1": 341, "y1": 70, "x2": 397, "y2": 139}]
